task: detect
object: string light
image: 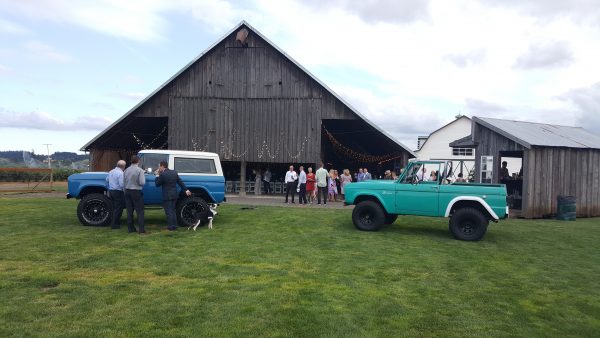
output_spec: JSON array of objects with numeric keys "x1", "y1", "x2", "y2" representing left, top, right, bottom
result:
[
  {"x1": 257, "y1": 140, "x2": 280, "y2": 159},
  {"x1": 323, "y1": 127, "x2": 401, "y2": 163},
  {"x1": 287, "y1": 136, "x2": 310, "y2": 160},
  {"x1": 132, "y1": 126, "x2": 167, "y2": 149}
]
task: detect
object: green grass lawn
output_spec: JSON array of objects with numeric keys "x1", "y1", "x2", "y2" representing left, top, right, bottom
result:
[{"x1": 1, "y1": 197, "x2": 599, "y2": 337}]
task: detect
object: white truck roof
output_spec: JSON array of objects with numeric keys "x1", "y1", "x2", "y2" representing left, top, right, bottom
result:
[{"x1": 138, "y1": 149, "x2": 219, "y2": 158}]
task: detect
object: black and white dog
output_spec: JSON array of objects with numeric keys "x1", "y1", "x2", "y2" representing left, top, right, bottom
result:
[{"x1": 188, "y1": 203, "x2": 219, "y2": 231}]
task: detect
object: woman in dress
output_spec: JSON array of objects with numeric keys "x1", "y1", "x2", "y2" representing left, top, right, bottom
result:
[
  {"x1": 306, "y1": 167, "x2": 316, "y2": 204},
  {"x1": 328, "y1": 169, "x2": 337, "y2": 202},
  {"x1": 340, "y1": 169, "x2": 352, "y2": 199},
  {"x1": 254, "y1": 169, "x2": 262, "y2": 195}
]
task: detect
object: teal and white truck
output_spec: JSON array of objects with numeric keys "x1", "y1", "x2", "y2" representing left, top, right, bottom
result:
[{"x1": 344, "y1": 160, "x2": 509, "y2": 241}]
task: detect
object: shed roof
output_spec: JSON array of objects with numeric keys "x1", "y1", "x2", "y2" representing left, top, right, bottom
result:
[
  {"x1": 449, "y1": 135, "x2": 477, "y2": 148},
  {"x1": 473, "y1": 116, "x2": 600, "y2": 150},
  {"x1": 83, "y1": 21, "x2": 415, "y2": 157}
]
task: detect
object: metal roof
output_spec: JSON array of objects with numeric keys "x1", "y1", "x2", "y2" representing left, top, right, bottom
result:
[
  {"x1": 473, "y1": 116, "x2": 600, "y2": 149},
  {"x1": 83, "y1": 21, "x2": 415, "y2": 157},
  {"x1": 449, "y1": 135, "x2": 477, "y2": 148}
]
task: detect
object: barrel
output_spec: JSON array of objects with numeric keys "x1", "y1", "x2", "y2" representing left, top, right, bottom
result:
[{"x1": 557, "y1": 195, "x2": 576, "y2": 221}]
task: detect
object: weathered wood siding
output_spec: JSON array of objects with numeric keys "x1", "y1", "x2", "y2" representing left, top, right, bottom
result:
[
  {"x1": 523, "y1": 147, "x2": 600, "y2": 218},
  {"x1": 133, "y1": 26, "x2": 358, "y2": 164},
  {"x1": 474, "y1": 122, "x2": 600, "y2": 218}
]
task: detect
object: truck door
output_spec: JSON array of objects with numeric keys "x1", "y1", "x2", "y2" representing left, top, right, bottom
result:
[
  {"x1": 138, "y1": 152, "x2": 169, "y2": 205},
  {"x1": 395, "y1": 163, "x2": 441, "y2": 216}
]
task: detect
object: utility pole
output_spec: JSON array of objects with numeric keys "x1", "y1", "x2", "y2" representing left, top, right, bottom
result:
[{"x1": 43, "y1": 144, "x2": 53, "y2": 190}]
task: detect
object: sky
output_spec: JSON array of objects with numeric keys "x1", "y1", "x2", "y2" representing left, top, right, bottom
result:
[{"x1": 1, "y1": 0, "x2": 600, "y2": 154}]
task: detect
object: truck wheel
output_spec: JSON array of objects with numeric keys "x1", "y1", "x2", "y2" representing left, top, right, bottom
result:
[
  {"x1": 449, "y1": 207, "x2": 489, "y2": 241},
  {"x1": 77, "y1": 193, "x2": 112, "y2": 226},
  {"x1": 176, "y1": 197, "x2": 209, "y2": 228},
  {"x1": 352, "y1": 200, "x2": 385, "y2": 231},
  {"x1": 385, "y1": 214, "x2": 398, "y2": 225}
]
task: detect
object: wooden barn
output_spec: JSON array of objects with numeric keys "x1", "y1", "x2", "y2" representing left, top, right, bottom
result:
[
  {"x1": 470, "y1": 116, "x2": 600, "y2": 218},
  {"x1": 82, "y1": 21, "x2": 414, "y2": 184}
]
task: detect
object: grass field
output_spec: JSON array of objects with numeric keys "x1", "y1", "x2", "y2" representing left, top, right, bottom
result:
[{"x1": 1, "y1": 197, "x2": 599, "y2": 337}]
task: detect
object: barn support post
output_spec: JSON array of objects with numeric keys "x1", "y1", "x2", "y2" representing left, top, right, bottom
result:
[{"x1": 239, "y1": 160, "x2": 247, "y2": 196}]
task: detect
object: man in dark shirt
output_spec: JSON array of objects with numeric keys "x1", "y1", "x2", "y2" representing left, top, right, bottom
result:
[
  {"x1": 499, "y1": 161, "x2": 510, "y2": 181},
  {"x1": 155, "y1": 161, "x2": 192, "y2": 231}
]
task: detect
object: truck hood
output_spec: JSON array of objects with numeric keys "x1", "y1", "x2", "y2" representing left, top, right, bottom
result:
[
  {"x1": 69, "y1": 172, "x2": 108, "y2": 180},
  {"x1": 345, "y1": 181, "x2": 395, "y2": 190}
]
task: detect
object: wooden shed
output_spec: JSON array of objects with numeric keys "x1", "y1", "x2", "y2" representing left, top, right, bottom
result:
[
  {"x1": 82, "y1": 21, "x2": 414, "y2": 182},
  {"x1": 471, "y1": 116, "x2": 600, "y2": 218}
]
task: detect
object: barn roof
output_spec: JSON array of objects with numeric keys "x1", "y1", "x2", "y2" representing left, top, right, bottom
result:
[
  {"x1": 83, "y1": 21, "x2": 415, "y2": 156},
  {"x1": 473, "y1": 116, "x2": 600, "y2": 149}
]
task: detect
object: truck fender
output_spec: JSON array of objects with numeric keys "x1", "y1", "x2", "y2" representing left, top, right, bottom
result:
[
  {"x1": 78, "y1": 184, "x2": 108, "y2": 199},
  {"x1": 353, "y1": 194, "x2": 392, "y2": 213},
  {"x1": 445, "y1": 196, "x2": 499, "y2": 220}
]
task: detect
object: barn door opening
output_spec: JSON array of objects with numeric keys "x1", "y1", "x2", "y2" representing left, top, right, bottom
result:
[{"x1": 499, "y1": 150, "x2": 524, "y2": 210}]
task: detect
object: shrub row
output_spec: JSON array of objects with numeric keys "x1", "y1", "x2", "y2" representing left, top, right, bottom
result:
[{"x1": 0, "y1": 169, "x2": 84, "y2": 182}]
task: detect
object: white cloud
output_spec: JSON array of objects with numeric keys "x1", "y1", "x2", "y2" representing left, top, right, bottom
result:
[
  {"x1": 23, "y1": 41, "x2": 72, "y2": 62},
  {"x1": 0, "y1": 109, "x2": 112, "y2": 131},
  {"x1": 0, "y1": 64, "x2": 12, "y2": 75},
  {"x1": 560, "y1": 82, "x2": 600, "y2": 133},
  {"x1": 301, "y1": 0, "x2": 431, "y2": 24},
  {"x1": 0, "y1": 0, "x2": 246, "y2": 42},
  {"x1": 0, "y1": 18, "x2": 29, "y2": 34},
  {"x1": 513, "y1": 41, "x2": 573, "y2": 69}
]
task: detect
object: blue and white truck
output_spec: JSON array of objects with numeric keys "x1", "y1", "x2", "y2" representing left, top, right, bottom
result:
[{"x1": 67, "y1": 150, "x2": 226, "y2": 227}]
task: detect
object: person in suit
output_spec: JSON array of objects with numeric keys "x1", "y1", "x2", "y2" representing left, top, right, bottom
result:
[{"x1": 155, "y1": 160, "x2": 192, "y2": 231}]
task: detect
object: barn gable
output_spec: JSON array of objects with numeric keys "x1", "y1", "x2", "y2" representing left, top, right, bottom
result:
[{"x1": 84, "y1": 21, "x2": 414, "y2": 172}]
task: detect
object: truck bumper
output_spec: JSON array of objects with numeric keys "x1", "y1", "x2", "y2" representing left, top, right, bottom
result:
[{"x1": 66, "y1": 193, "x2": 72, "y2": 199}]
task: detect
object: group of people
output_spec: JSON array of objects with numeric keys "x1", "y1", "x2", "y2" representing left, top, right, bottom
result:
[
  {"x1": 106, "y1": 156, "x2": 190, "y2": 234},
  {"x1": 280, "y1": 164, "x2": 378, "y2": 204}
]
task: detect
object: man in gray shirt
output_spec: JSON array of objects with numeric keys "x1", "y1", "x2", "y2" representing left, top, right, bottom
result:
[{"x1": 124, "y1": 155, "x2": 146, "y2": 233}]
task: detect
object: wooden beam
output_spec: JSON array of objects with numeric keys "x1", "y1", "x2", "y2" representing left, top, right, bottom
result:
[{"x1": 239, "y1": 160, "x2": 246, "y2": 196}]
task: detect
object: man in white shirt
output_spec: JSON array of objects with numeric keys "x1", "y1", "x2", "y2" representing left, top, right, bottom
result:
[
  {"x1": 296, "y1": 165, "x2": 307, "y2": 204},
  {"x1": 416, "y1": 166, "x2": 429, "y2": 182},
  {"x1": 284, "y1": 165, "x2": 298, "y2": 203}
]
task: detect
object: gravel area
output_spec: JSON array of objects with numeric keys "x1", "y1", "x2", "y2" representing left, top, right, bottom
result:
[{"x1": 225, "y1": 194, "x2": 352, "y2": 209}]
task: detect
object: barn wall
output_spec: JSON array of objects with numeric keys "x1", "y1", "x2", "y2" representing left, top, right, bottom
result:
[{"x1": 523, "y1": 147, "x2": 600, "y2": 218}]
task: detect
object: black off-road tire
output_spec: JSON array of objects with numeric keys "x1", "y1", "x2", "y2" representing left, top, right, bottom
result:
[
  {"x1": 77, "y1": 193, "x2": 113, "y2": 226},
  {"x1": 176, "y1": 197, "x2": 210, "y2": 228},
  {"x1": 352, "y1": 200, "x2": 385, "y2": 231},
  {"x1": 385, "y1": 214, "x2": 398, "y2": 225},
  {"x1": 449, "y1": 207, "x2": 489, "y2": 241}
]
